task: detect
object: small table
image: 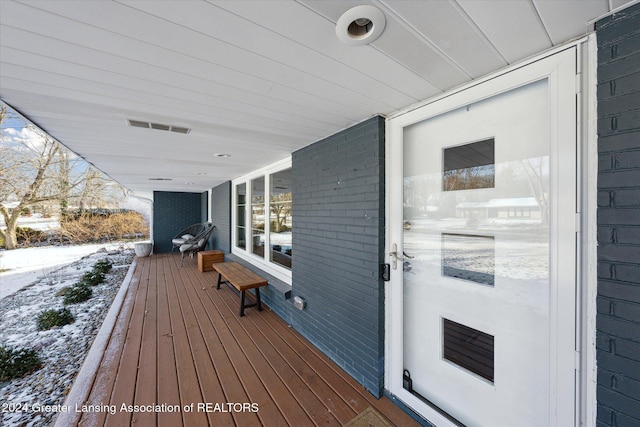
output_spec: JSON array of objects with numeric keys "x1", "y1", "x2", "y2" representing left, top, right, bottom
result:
[
  {"x1": 212, "y1": 262, "x2": 268, "y2": 316},
  {"x1": 197, "y1": 250, "x2": 224, "y2": 272}
]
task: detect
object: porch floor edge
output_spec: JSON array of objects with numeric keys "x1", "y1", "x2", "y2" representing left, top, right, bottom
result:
[{"x1": 54, "y1": 258, "x2": 139, "y2": 427}]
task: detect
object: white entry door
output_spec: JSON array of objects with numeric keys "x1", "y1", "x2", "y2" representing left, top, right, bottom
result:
[{"x1": 387, "y1": 48, "x2": 577, "y2": 427}]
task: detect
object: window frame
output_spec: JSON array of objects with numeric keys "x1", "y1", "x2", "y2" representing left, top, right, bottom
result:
[{"x1": 231, "y1": 157, "x2": 292, "y2": 284}]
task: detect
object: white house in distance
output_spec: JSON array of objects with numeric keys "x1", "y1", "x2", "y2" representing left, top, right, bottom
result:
[{"x1": 1, "y1": 1, "x2": 639, "y2": 426}]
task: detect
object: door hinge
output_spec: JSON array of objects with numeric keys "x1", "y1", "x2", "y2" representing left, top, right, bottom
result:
[
  {"x1": 576, "y1": 213, "x2": 582, "y2": 233},
  {"x1": 575, "y1": 73, "x2": 582, "y2": 94}
]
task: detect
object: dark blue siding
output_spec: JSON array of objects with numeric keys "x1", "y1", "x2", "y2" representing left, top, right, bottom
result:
[
  {"x1": 596, "y1": 4, "x2": 640, "y2": 425},
  {"x1": 153, "y1": 191, "x2": 206, "y2": 253},
  {"x1": 207, "y1": 117, "x2": 387, "y2": 397},
  {"x1": 291, "y1": 116, "x2": 386, "y2": 397}
]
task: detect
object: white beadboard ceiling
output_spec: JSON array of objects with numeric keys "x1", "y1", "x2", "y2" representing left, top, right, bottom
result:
[{"x1": 0, "y1": 0, "x2": 634, "y2": 198}]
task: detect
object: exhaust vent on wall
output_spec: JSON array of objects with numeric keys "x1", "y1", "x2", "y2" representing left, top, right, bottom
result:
[{"x1": 127, "y1": 119, "x2": 190, "y2": 134}]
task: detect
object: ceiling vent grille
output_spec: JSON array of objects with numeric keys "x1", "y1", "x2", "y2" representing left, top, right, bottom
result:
[{"x1": 127, "y1": 119, "x2": 190, "y2": 134}]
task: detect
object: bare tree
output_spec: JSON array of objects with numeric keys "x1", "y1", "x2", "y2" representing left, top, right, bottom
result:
[
  {"x1": 270, "y1": 192, "x2": 291, "y2": 233},
  {"x1": 443, "y1": 165, "x2": 495, "y2": 192},
  {"x1": 77, "y1": 166, "x2": 116, "y2": 209},
  {"x1": 1, "y1": 105, "x2": 64, "y2": 248},
  {"x1": 1, "y1": 104, "x2": 123, "y2": 249},
  {"x1": 520, "y1": 157, "x2": 549, "y2": 225}
]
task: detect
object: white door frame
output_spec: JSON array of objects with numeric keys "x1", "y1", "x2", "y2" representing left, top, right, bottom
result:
[{"x1": 384, "y1": 42, "x2": 591, "y2": 426}]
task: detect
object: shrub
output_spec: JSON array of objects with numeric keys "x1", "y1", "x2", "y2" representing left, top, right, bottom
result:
[
  {"x1": 36, "y1": 308, "x2": 75, "y2": 331},
  {"x1": 0, "y1": 346, "x2": 42, "y2": 381},
  {"x1": 93, "y1": 259, "x2": 113, "y2": 274},
  {"x1": 55, "y1": 287, "x2": 69, "y2": 297},
  {"x1": 59, "y1": 210, "x2": 149, "y2": 243},
  {"x1": 63, "y1": 283, "x2": 93, "y2": 305},
  {"x1": 81, "y1": 270, "x2": 105, "y2": 286},
  {"x1": 16, "y1": 227, "x2": 47, "y2": 245},
  {"x1": 1, "y1": 227, "x2": 48, "y2": 249}
]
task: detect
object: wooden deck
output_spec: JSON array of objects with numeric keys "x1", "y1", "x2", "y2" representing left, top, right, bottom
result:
[{"x1": 59, "y1": 253, "x2": 419, "y2": 427}]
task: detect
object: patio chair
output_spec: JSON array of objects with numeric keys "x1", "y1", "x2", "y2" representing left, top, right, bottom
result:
[
  {"x1": 179, "y1": 223, "x2": 216, "y2": 267},
  {"x1": 171, "y1": 222, "x2": 208, "y2": 253}
]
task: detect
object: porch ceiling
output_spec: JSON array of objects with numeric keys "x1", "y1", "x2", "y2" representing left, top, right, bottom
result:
[{"x1": 0, "y1": 0, "x2": 632, "y2": 198}]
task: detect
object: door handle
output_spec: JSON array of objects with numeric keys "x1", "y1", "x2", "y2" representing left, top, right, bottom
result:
[{"x1": 389, "y1": 243, "x2": 414, "y2": 269}]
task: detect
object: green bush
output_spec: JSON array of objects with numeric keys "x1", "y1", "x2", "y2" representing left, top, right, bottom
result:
[
  {"x1": 93, "y1": 259, "x2": 113, "y2": 274},
  {"x1": 81, "y1": 270, "x2": 105, "y2": 286},
  {"x1": 36, "y1": 307, "x2": 75, "y2": 331},
  {"x1": 0, "y1": 346, "x2": 42, "y2": 381},
  {"x1": 63, "y1": 283, "x2": 93, "y2": 305}
]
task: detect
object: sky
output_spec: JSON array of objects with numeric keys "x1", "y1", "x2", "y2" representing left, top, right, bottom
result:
[
  {"x1": 1, "y1": 102, "x2": 107, "y2": 208},
  {"x1": 1, "y1": 102, "x2": 80, "y2": 160}
]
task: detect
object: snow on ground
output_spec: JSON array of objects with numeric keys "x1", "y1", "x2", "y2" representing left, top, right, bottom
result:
[
  {"x1": 0, "y1": 243, "x2": 127, "y2": 299},
  {"x1": 0, "y1": 244, "x2": 135, "y2": 426},
  {"x1": 0, "y1": 215, "x2": 60, "y2": 232}
]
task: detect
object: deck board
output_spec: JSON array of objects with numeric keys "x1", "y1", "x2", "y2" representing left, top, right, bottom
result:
[
  {"x1": 134, "y1": 257, "x2": 158, "y2": 426},
  {"x1": 106, "y1": 255, "x2": 149, "y2": 426},
  {"x1": 165, "y1": 256, "x2": 210, "y2": 427},
  {"x1": 207, "y1": 277, "x2": 315, "y2": 426},
  {"x1": 181, "y1": 263, "x2": 259, "y2": 427},
  {"x1": 213, "y1": 282, "x2": 341, "y2": 425},
  {"x1": 77, "y1": 259, "x2": 140, "y2": 427},
  {"x1": 66, "y1": 254, "x2": 420, "y2": 427},
  {"x1": 187, "y1": 268, "x2": 289, "y2": 426},
  {"x1": 156, "y1": 259, "x2": 182, "y2": 427}
]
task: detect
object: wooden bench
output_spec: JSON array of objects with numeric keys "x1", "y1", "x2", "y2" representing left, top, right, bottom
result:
[{"x1": 212, "y1": 262, "x2": 268, "y2": 316}]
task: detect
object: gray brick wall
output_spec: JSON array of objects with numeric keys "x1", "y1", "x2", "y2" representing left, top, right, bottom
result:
[
  {"x1": 153, "y1": 191, "x2": 207, "y2": 253},
  {"x1": 204, "y1": 119, "x2": 387, "y2": 397},
  {"x1": 596, "y1": 4, "x2": 640, "y2": 425},
  {"x1": 291, "y1": 116, "x2": 386, "y2": 397}
]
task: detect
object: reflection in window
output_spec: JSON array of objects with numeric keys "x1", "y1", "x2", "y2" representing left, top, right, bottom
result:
[
  {"x1": 251, "y1": 177, "x2": 265, "y2": 258},
  {"x1": 270, "y1": 168, "x2": 292, "y2": 269},
  {"x1": 232, "y1": 161, "x2": 293, "y2": 276},
  {"x1": 443, "y1": 139, "x2": 495, "y2": 191},
  {"x1": 442, "y1": 233, "x2": 495, "y2": 286},
  {"x1": 443, "y1": 318, "x2": 494, "y2": 382},
  {"x1": 236, "y1": 183, "x2": 246, "y2": 249}
]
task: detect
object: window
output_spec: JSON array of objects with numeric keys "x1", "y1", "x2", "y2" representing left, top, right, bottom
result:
[
  {"x1": 443, "y1": 318, "x2": 494, "y2": 382},
  {"x1": 443, "y1": 138, "x2": 495, "y2": 191},
  {"x1": 442, "y1": 233, "x2": 495, "y2": 286},
  {"x1": 233, "y1": 159, "x2": 292, "y2": 282},
  {"x1": 236, "y1": 183, "x2": 246, "y2": 249},
  {"x1": 251, "y1": 177, "x2": 265, "y2": 258},
  {"x1": 269, "y1": 168, "x2": 292, "y2": 269}
]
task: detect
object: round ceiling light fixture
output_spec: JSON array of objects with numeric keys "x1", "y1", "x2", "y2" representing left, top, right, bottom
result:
[{"x1": 336, "y1": 5, "x2": 386, "y2": 46}]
